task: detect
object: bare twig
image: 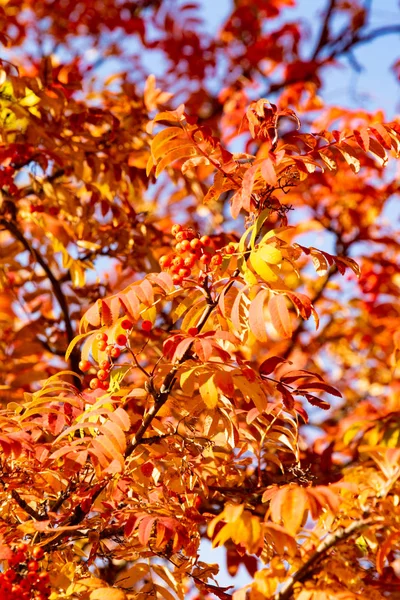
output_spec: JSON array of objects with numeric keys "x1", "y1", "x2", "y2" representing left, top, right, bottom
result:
[
  {"x1": 274, "y1": 518, "x2": 382, "y2": 600},
  {"x1": 0, "y1": 217, "x2": 79, "y2": 374},
  {"x1": 10, "y1": 489, "x2": 48, "y2": 521},
  {"x1": 125, "y1": 274, "x2": 239, "y2": 458},
  {"x1": 283, "y1": 265, "x2": 337, "y2": 360},
  {"x1": 311, "y1": 0, "x2": 337, "y2": 60}
]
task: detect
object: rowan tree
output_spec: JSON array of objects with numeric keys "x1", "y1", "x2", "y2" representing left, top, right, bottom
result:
[{"x1": 1, "y1": 1, "x2": 400, "y2": 599}]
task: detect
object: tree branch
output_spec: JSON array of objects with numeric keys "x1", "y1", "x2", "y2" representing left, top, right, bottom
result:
[
  {"x1": 10, "y1": 489, "x2": 48, "y2": 521},
  {"x1": 0, "y1": 217, "x2": 79, "y2": 374},
  {"x1": 274, "y1": 518, "x2": 381, "y2": 600},
  {"x1": 325, "y1": 25, "x2": 400, "y2": 63},
  {"x1": 283, "y1": 265, "x2": 337, "y2": 360},
  {"x1": 311, "y1": 0, "x2": 337, "y2": 61},
  {"x1": 0, "y1": 478, "x2": 47, "y2": 522},
  {"x1": 124, "y1": 275, "x2": 240, "y2": 458}
]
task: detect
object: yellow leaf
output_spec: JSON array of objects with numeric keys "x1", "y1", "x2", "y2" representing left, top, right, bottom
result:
[
  {"x1": 151, "y1": 126, "x2": 185, "y2": 160},
  {"x1": 249, "y1": 250, "x2": 279, "y2": 282},
  {"x1": 200, "y1": 375, "x2": 219, "y2": 409},
  {"x1": 65, "y1": 331, "x2": 94, "y2": 360},
  {"x1": 19, "y1": 87, "x2": 40, "y2": 107},
  {"x1": 257, "y1": 244, "x2": 282, "y2": 265},
  {"x1": 155, "y1": 145, "x2": 197, "y2": 177},
  {"x1": 90, "y1": 588, "x2": 127, "y2": 600}
]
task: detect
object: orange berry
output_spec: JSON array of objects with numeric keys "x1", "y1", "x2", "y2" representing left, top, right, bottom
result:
[
  {"x1": 172, "y1": 275, "x2": 183, "y2": 285},
  {"x1": 4, "y1": 569, "x2": 16, "y2": 582},
  {"x1": 79, "y1": 360, "x2": 91, "y2": 372},
  {"x1": 32, "y1": 546, "x2": 44, "y2": 560},
  {"x1": 116, "y1": 334, "x2": 127, "y2": 346},
  {"x1": 225, "y1": 244, "x2": 236, "y2": 255},
  {"x1": 180, "y1": 239, "x2": 191, "y2": 252},
  {"x1": 99, "y1": 359, "x2": 111, "y2": 370},
  {"x1": 159, "y1": 254, "x2": 173, "y2": 269},
  {"x1": 27, "y1": 560, "x2": 39, "y2": 572},
  {"x1": 170, "y1": 263, "x2": 182, "y2": 274},
  {"x1": 190, "y1": 238, "x2": 202, "y2": 251},
  {"x1": 97, "y1": 369, "x2": 108, "y2": 381},
  {"x1": 200, "y1": 235, "x2": 213, "y2": 247},
  {"x1": 199, "y1": 254, "x2": 211, "y2": 266},
  {"x1": 27, "y1": 570, "x2": 38, "y2": 583},
  {"x1": 121, "y1": 319, "x2": 133, "y2": 330},
  {"x1": 106, "y1": 344, "x2": 114, "y2": 355},
  {"x1": 97, "y1": 340, "x2": 107, "y2": 351},
  {"x1": 171, "y1": 224, "x2": 182, "y2": 236},
  {"x1": 95, "y1": 332, "x2": 108, "y2": 342},
  {"x1": 90, "y1": 378, "x2": 100, "y2": 390},
  {"x1": 15, "y1": 542, "x2": 28, "y2": 552},
  {"x1": 110, "y1": 347, "x2": 121, "y2": 358},
  {"x1": 37, "y1": 571, "x2": 49, "y2": 584},
  {"x1": 175, "y1": 230, "x2": 188, "y2": 242},
  {"x1": 178, "y1": 267, "x2": 191, "y2": 278},
  {"x1": 141, "y1": 320, "x2": 153, "y2": 332},
  {"x1": 172, "y1": 256, "x2": 184, "y2": 268},
  {"x1": 211, "y1": 254, "x2": 223, "y2": 266},
  {"x1": 184, "y1": 255, "x2": 196, "y2": 268}
]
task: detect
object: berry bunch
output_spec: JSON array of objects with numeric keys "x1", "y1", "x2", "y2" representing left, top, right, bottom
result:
[
  {"x1": 0, "y1": 543, "x2": 50, "y2": 600},
  {"x1": 159, "y1": 224, "x2": 229, "y2": 286},
  {"x1": 79, "y1": 331, "x2": 129, "y2": 390}
]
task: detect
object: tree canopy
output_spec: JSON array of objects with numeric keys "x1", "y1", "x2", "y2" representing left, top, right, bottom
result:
[{"x1": 1, "y1": 1, "x2": 400, "y2": 599}]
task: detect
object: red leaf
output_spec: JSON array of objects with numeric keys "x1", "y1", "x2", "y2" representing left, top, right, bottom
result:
[
  {"x1": 296, "y1": 381, "x2": 342, "y2": 397},
  {"x1": 259, "y1": 356, "x2": 287, "y2": 376},
  {"x1": 304, "y1": 393, "x2": 330, "y2": 410},
  {"x1": 353, "y1": 127, "x2": 370, "y2": 152},
  {"x1": 277, "y1": 382, "x2": 295, "y2": 410}
]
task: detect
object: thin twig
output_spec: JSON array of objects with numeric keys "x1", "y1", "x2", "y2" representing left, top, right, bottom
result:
[
  {"x1": 311, "y1": 0, "x2": 336, "y2": 60},
  {"x1": 283, "y1": 265, "x2": 337, "y2": 360},
  {"x1": 10, "y1": 489, "x2": 48, "y2": 521},
  {"x1": 0, "y1": 217, "x2": 79, "y2": 374},
  {"x1": 125, "y1": 270, "x2": 240, "y2": 458},
  {"x1": 274, "y1": 518, "x2": 382, "y2": 600}
]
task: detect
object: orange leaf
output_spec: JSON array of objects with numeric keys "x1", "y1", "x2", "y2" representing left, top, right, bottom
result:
[
  {"x1": 353, "y1": 127, "x2": 370, "y2": 152},
  {"x1": 249, "y1": 289, "x2": 268, "y2": 342},
  {"x1": 268, "y1": 295, "x2": 292, "y2": 338}
]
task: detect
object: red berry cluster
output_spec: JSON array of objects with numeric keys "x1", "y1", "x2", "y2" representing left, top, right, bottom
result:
[
  {"x1": 0, "y1": 543, "x2": 50, "y2": 600},
  {"x1": 79, "y1": 331, "x2": 129, "y2": 391},
  {"x1": 159, "y1": 224, "x2": 227, "y2": 286}
]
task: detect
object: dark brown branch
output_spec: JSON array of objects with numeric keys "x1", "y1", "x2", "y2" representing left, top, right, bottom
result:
[
  {"x1": 124, "y1": 267, "x2": 243, "y2": 469},
  {"x1": 125, "y1": 275, "x2": 239, "y2": 459},
  {"x1": 283, "y1": 265, "x2": 337, "y2": 360},
  {"x1": 274, "y1": 518, "x2": 381, "y2": 600},
  {"x1": 311, "y1": 0, "x2": 337, "y2": 60},
  {"x1": 325, "y1": 25, "x2": 400, "y2": 63},
  {"x1": 266, "y1": 22, "x2": 400, "y2": 98},
  {"x1": 0, "y1": 217, "x2": 79, "y2": 374},
  {"x1": 42, "y1": 480, "x2": 110, "y2": 551},
  {"x1": 10, "y1": 489, "x2": 48, "y2": 521}
]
